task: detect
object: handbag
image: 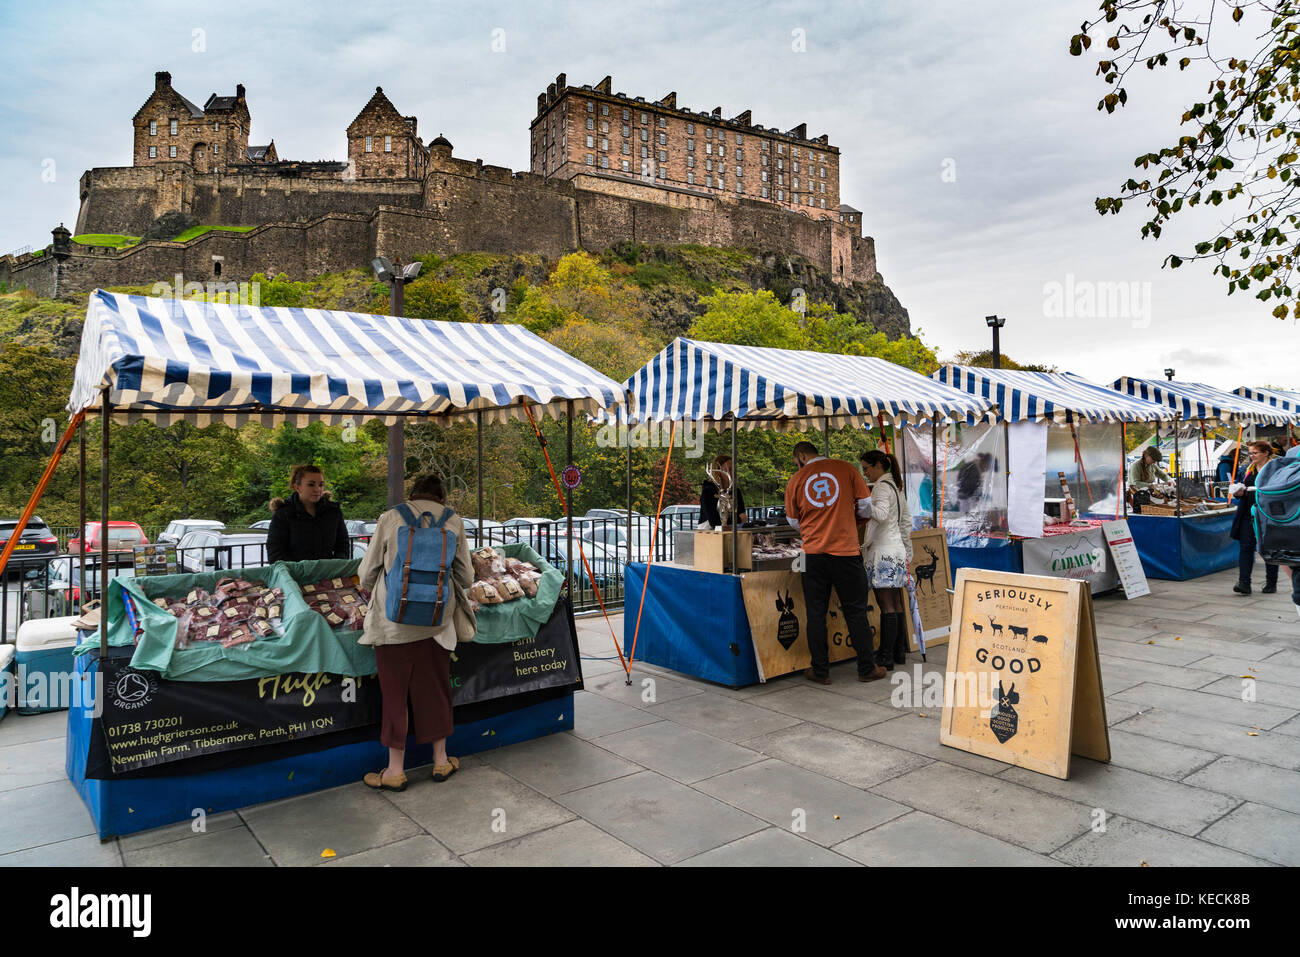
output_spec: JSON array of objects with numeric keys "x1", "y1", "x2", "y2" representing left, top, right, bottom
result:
[{"x1": 452, "y1": 579, "x2": 477, "y2": 643}]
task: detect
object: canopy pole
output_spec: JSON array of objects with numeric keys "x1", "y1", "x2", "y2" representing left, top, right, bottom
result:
[
  {"x1": 1173, "y1": 417, "x2": 1182, "y2": 518},
  {"x1": 100, "y1": 390, "x2": 110, "y2": 657},
  {"x1": 79, "y1": 420, "x2": 86, "y2": 605},
  {"x1": 931, "y1": 425, "x2": 939, "y2": 528},
  {"x1": 476, "y1": 410, "x2": 484, "y2": 535},
  {"x1": 566, "y1": 400, "x2": 574, "y2": 601},
  {"x1": 731, "y1": 415, "x2": 739, "y2": 577},
  {"x1": 823, "y1": 415, "x2": 830, "y2": 458},
  {"x1": 626, "y1": 421, "x2": 633, "y2": 566},
  {"x1": 938, "y1": 424, "x2": 950, "y2": 529},
  {"x1": 1119, "y1": 423, "x2": 1127, "y2": 519},
  {"x1": 1198, "y1": 419, "x2": 1206, "y2": 486}
]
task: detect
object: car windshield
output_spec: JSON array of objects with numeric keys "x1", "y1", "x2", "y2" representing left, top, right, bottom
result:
[{"x1": 107, "y1": 529, "x2": 141, "y2": 542}]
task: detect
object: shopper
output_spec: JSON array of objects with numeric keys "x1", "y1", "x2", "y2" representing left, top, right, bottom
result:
[
  {"x1": 859, "y1": 449, "x2": 913, "y2": 671},
  {"x1": 266, "y1": 464, "x2": 350, "y2": 563},
  {"x1": 1230, "y1": 441, "x2": 1279, "y2": 595},
  {"x1": 358, "y1": 474, "x2": 473, "y2": 791},
  {"x1": 785, "y1": 440, "x2": 885, "y2": 684},
  {"x1": 700, "y1": 454, "x2": 747, "y2": 528}
]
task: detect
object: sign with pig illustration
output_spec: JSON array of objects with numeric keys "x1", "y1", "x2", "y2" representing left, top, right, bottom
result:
[{"x1": 940, "y1": 569, "x2": 1109, "y2": 779}]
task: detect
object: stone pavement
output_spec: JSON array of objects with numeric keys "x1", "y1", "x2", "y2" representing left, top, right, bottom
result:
[{"x1": 0, "y1": 567, "x2": 1296, "y2": 866}]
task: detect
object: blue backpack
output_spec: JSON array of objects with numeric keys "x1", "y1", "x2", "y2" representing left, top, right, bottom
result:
[
  {"x1": 384, "y1": 504, "x2": 458, "y2": 626},
  {"x1": 1252, "y1": 456, "x2": 1300, "y2": 565}
]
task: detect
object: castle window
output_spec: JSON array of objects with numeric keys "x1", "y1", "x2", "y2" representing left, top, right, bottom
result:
[
  {"x1": 586, "y1": 153, "x2": 594, "y2": 165},
  {"x1": 366, "y1": 136, "x2": 373, "y2": 152},
  {"x1": 686, "y1": 155, "x2": 694, "y2": 168},
  {"x1": 761, "y1": 139, "x2": 769, "y2": 152},
  {"x1": 658, "y1": 166, "x2": 666, "y2": 179},
  {"x1": 735, "y1": 165, "x2": 742, "y2": 176},
  {"x1": 170, "y1": 119, "x2": 178, "y2": 135},
  {"x1": 687, "y1": 171, "x2": 695, "y2": 184},
  {"x1": 641, "y1": 161, "x2": 650, "y2": 177},
  {"x1": 149, "y1": 120, "x2": 156, "y2": 136},
  {"x1": 586, "y1": 135, "x2": 593, "y2": 148},
  {"x1": 641, "y1": 145, "x2": 648, "y2": 158},
  {"x1": 640, "y1": 112, "x2": 648, "y2": 124},
  {"x1": 778, "y1": 143, "x2": 785, "y2": 154},
  {"x1": 777, "y1": 158, "x2": 784, "y2": 170},
  {"x1": 622, "y1": 160, "x2": 630, "y2": 172},
  {"x1": 761, "y1": 170, "x2": 767, "y2": 182},
  {"x1": 777, "y1": 189, "x2": 784, "y2": 200},
  {"x1": 706, "y1": 143, "x2": 712, "y2": 155},
  {"x1": 658, "y1": 116, "x2": 666, "y2": 128},
  {"x1": 761, "y1": 154, "x2": 768, "y2": 166},
  {"x1": 820, "y1": 167, "x2": 825, "y2": 178},
  {"x1": 736, "y1": 133, "x2": 743, "y2": 144},
  {"x1": 706, "y1": 159, "x2": 712, "y2": 172},
  {"x1": 169, "y1": 145, "x2": 177, "y2": 158},
  {"x1": 687, "y1": 123, "x2": 695, "y2": 134},
  {"x1": 736, "y1": 182, "x2": 743, "y2": 193},
  {"x1": 622, "y1": 109, "x2": 629, "y2": 120},
  {"x1": 213, "y1": 144, "x2": 219, "y2": 154},
  {"x1": 793, "y1": 161, "x2": 799, "y2": 173},
  {"x1": 658, "y1": 150, "x2": 666, "y2": 162},
  {"x1": 385, "y1": 135, "x2": 392, "y2": 152},
  {"x1": 706, "y1": 176, "x2": 712, "y2": 187},
  {"x1": 149, "y1": 146, "x2": 156, "y2": 158},
  {"x1": 794, "y1": 177, "x2": 799, "y2": 188},
  {"x1": 214, "y1": 121, "x2": 220, "y2": 131},
  {"x1": 719, "y1": 145, "x2": 726, "y2": 158},
  {"x1": 601, "y1": 104, "x2": 609, "y2": 115},
  {"x1": 686, "y1": 139, "x2": 694, "y2": 151},
  {"x1": 820, "y1": 198, "x2": 826, "y2": 208},
  {"x1": 587, "y1": 101, "x2": 594, "y2": 113},
  {"x1": 658, "y1": 132, "x2": 666, "y2": 145},
  {"x1": 622, "y1": 125, "x2": 630, "y2": 137},
  {"x1": 762, "y1": 186, "x2": 769, "y2": 198},
  {"x1": 586, "y1": 117, "x2": 594, "y2": 130},
  {"x1": 601, "y1": 120, "x2": 608, "y2": 133},
  {"x1": 622, "y1": 143, "x2": 630, "y2": 155},
  {"x1": 794, "y1": 147, "x2": 800, "y2": 157},
  {"x1": 601, "y1": 138, "x2": 608, "y2": 151},
  {"x1": 640, "y1": 129, "x2": 648, "y2": 142},
  {"x1": 601, "y1": 155, "x2": 609, "y2": 168},
  {"x1": 705, "y1": 128, "x2": 712, "y2": 139},
  {"x1": 736, "y1": 149, "x2": 743, "y2": 162}
]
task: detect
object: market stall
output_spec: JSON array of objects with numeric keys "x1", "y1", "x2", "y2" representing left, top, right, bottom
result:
[
  {"x1": 1110, "y1": 376, "x2": 1296, "y2": 580},
  {"x1": 617, "y1": 337, "x2": 994, "y2": 686},
  {"x1": 56, "y1": 289, "x2": 626, "y2": 837},
  {"x1": 918, "y1": 367, "x2": 1173, "y2": 592}
]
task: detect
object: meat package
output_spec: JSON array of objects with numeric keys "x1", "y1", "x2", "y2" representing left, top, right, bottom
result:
[
  {"x1": 468, "y1": 547, "x2": 543, "y2": 610},
  {"x1": 154, "y1": 577, "x2": 285, "y2": 649},
  {"x1": 302, "y1": 575, "x2": 370, "y2": 629}
]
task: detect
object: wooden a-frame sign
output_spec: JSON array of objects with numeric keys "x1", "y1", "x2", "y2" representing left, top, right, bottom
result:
[{"x1": 939, "y1": 569, "x2": 1109, "y2": 779}]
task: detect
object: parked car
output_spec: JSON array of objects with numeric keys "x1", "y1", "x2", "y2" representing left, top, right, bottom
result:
[
  {"x1": 23, "y1": 557, "x2": 136, "y2": 619},
  {"x1": 580, "y1": 522, "x2": 657, "y2": 562},
  {"x1": 156, "y1": 518, "x2": 225, "y2": 545},
  {"x1": 344, "y1": 519, "x2": 378, "y2": 544},
  {"x1": 249, "y1": 520, "x2": 272, "y2": 531},
  {"x1": 462, "y1": 518, "x2": 508, "y2": 547},
  {"x1": 660, "y1": 504, "x2": 702, "y2": 524},
  {"x1": 536, "y1": 537, "x2": 621, "y2": 589},
  {"x1": 177, "y1": 530, "x2": 269, "y2": 573},
  {"x1": 1, "y1": 516, "x2": 59, "y2": 572},
  {"x1": 502, "y1": 517, "x2": 559, "y2": 544},
  {"x1": 67, "y1": 521, "x2": 149, "y2": 557}
]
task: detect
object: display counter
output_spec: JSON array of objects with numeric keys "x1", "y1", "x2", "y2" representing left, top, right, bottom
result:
[{"x1": 1125, "y1": 510, "x2": 1238, "y2": 580}]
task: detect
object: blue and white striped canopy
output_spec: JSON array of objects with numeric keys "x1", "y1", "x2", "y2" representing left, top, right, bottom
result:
[
  {"x1": 935, "y1": 366, "x2": 1171, "y2": 424},
  {"x1": 68, "y1": 290, "x2": 626, "y2": 426},
  {"x1": 1234, "y1": 386, "x2": 1300, "y2": 419},
  {"x1": 1112, "y1": 377, "x2": 1294, "y2": 426},
  {"x1": 615, "y1": 337, "x2": 994, "y2": 430}
]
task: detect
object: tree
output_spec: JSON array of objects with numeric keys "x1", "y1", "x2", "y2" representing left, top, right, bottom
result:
[
  {"x1": 946, "y1": 349, "x2": 1059, "y2": 372},
  {"x1": 1071, "y1": 1, "x2": 1300, "y2": 317},
  {"x1": 690, "y1": 290, "x2": 807, "y2": 350}
]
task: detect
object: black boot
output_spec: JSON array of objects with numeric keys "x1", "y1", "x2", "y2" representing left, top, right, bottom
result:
[
  {"x1": 1233, "y1": 581, "x2": 1251, "y2": 595},
  {"x1": 892, "y1": 612, "x2": 909, "y2": 664},
  {"x1": 875, "y1": 614, "x2": 896, "y2": 672}
]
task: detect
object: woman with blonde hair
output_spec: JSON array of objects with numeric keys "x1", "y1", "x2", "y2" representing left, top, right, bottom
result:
[
  {"x1": 266, "y1": 464, "x2": 350, "y2": 563},
  {"x1": 1230, "y1": 440, "x2": 1279, "y2": 595}
]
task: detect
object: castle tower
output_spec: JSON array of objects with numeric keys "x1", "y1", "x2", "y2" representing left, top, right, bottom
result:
[
  {"x1": 132, "y1": 71, "x2": 250, "y2": 172},
  {"x1": 346, "y1": 87, "x2": 429, "y2": 179}
]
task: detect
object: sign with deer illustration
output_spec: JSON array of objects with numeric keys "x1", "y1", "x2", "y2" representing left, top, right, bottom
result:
[
  {"x1": 940, "y1": 569, "x2": 1109, "y2": 779},
  {"x1": 740, "y1": 569, "x2": 885, "y2": 681},
  {"x1": 904, "y1": 528, "x2": 953, "y2": 650}
]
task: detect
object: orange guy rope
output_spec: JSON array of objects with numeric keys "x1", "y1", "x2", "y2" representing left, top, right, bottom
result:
[
  {"x1": 1229, "y1": 424, "x2": 1244, "y2": 489},
  {"x1": 627, "y1": 418, "x2": 677, "y2": 674},
  {"x1": 0, "y1": 409, "x2": 86, "y2": 578}
]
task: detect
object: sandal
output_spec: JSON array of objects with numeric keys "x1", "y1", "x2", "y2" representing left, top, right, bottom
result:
[
  {"x1": 363, "y1": 767, "x2": 408, "y2": 792},
  {"x1": 431, "y1": 756, "x2": 459, "y2": 782}
]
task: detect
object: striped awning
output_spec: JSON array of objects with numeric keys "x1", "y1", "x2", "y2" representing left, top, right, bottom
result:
[
  {"x1": 68, "y1": 290, "x2": 627, "y2": 426},
  {"x1": 1112, "y1": 377, "x2": 1295, "y2": 426},
  {"x1": 1233, "y1": 386, "x2": 1300, "y2": 419},
  {"x1": 614, "y1": 337, "x2": 994, "y2": 430},
  {"x1": 934, "y1": 366, "x2": 1172, "y2": 424}
]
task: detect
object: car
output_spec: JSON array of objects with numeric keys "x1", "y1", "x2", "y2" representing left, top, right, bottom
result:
[
  {"x1": 156, "y1": 518, "x2": 225, "y2": 545},
  {"x1": 23, "y1": 556, "x2": 136, "y2": 619},
  {"x1": 502, "y1": 517, "x2": 559, "y2": 544},
  {"x1": 536, "y1": 537, "x2": 621, "y2": 589},
  {"x1": 345, "y1": 519, "x2": 378, "y2": 544},
  {"x1": 1, "y1": 516, "x2": 59, "y2": 572},
  {"x1": 249, "y1": 520, "x2": 272, "y2": 531},
  {"x1": 177, "y1": 530, "x2": 270, "y2": 573},
  {"x1": 66, "y1": 521, "x2": 149, "y2": 557},
  {"x1": 462, "y1": 518, "x2": 508, "y2": 547}
]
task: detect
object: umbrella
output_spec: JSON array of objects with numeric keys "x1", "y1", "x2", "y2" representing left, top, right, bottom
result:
[{"x1": 904, "y1": 570, "x2": 927, "y2": 662}]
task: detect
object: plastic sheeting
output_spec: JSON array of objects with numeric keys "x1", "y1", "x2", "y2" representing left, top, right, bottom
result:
[
  {"x1": 938, "y1": 422, "x2": 1007, "y2": 547},
  {"x1": 1048, "y1": 422, "x2": 1122, "y2": 517},
  {"x1": 624, "y1": 563, "x2": 760, "y2": 687},
  {"x1": 901, "y1": 425, "x2": 937, "y2": 529}
]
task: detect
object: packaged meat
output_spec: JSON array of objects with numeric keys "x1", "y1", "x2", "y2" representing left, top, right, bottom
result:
[
  {"x1": 472, "y1": 547, "x2": 508, "y2": 580},
  {"x1": 221, "y1": 625, "x2": 256, "y2": 649},
  {"x1": 517, "y1": 575, "x2": 539, "y2": 598},
  {"x1": 497, "y1": 577, "x2": 525, "y2": 602}
]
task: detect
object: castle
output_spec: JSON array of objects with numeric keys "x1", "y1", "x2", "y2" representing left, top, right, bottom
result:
[{"x1": 2, "y1": 71, "x2": 878, "y2": 303}]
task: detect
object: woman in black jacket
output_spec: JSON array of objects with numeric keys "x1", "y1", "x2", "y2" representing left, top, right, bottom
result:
[
  {"x1": 267, "y1": 464, "x2": 351, "y2": 563},
  {"x1": 1230, "y1": 441, "x2": 1279, "y2": 595}
]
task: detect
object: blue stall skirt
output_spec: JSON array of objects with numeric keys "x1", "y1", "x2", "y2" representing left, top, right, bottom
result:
[
  {"x1": 947, "y1": 539, "x2": 1024, "y2": 577},
  {"x1": 1127, "y1": 511, "x2": 1237, "y2": 581}
]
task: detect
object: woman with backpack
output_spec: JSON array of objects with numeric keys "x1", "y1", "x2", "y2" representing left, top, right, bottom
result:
[
  {"x1": 266, "y1": 464, "x2": 351, "y2": 563},
  {"x1": 357, "y1": 474, "x2": 474, "y2": 792},
  {"x1": 1229, "y1": 441, "x2": 1279, "y2": 596},
  {"x1": 859, "y1": 449, "x2": 913, "y2": 671}
]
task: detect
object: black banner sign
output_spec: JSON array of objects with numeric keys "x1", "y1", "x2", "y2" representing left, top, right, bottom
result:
[{"x1": 451, "y1": 596, "x2": 581, "y2": 706}]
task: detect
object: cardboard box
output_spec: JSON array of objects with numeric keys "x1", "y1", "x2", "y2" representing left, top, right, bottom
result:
[{"x1": 693, "y1": 529, "x2": 754, "y2": 573}]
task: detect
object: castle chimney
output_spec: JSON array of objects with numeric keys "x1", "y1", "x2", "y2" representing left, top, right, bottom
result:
[
  {"x1": 155, "y1": 71, "x2": 171, "y2": 91},
  {"x1": 547, "y1": 83, "x2": 556, "y2": 105},
  {"x1": 789, "y1": 122, "x2": 807, "y2": 140},
  {"x1": 660, "y1": 92, "x2": 676, "y2": 109},
  {"x1": 236, "y1": 83, "x2": 245, "y2": 99},
  {"x1": 537, "y1": 92, "x2": 547, "y2": 115},
  {"x1": 596, "y1": 75, "x2": 612, "y2": 94},
  {"x1": 734, "y1": 109, "x2": 751, "y2": 127},
  {"x1": 711, "y1": 106, "x2": 722, "y2": 118},
  {"x1": 556, "y1": 73, "x2": 566, "y2": 91}
]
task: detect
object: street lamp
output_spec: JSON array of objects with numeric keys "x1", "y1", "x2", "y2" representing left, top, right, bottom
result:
[
  {"x1": 372, "y1": 257, "x2": 423, "y2": 507},
  {"x1": 1164, "y1": 368, "x2": 1175, "y2": 381},
  {"x1": 51, "y1": 224, "x2": 72, "y2": 298},
  {"x1": 985, "y1": 315, "x2": 1006, "y2": 369},
  {"x1": 491, "y1": 482, "x2": 514, "y2": 521}
]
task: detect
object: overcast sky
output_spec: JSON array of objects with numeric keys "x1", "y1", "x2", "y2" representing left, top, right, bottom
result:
[{"x1": 1, "y1": 0, "x2": 1294, "y2": 390}]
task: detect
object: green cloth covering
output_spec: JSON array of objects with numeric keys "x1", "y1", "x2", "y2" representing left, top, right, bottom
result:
[
  {"x1": 74, "y1": 560, "x2": 376, "y2": 681},
  {"x1": 470, "y1": 542, "x2": 564, "y2": 643}
]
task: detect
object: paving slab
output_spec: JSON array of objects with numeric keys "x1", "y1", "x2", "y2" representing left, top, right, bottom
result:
[
  {"x1": 871, "y1": 762, "x2": 1094, "y2": 854},
  {"x1": 321, "y1": 834, "x2": 463, "y2": 867},
  {"x1": 591, "y1": 720, "x2": 762, "y2": 784},
  {"x1": 0, "y1": 834, "x2": 122, "y2": 867},
  {"x1": 122, "y1": 824, "x2": 272, "y2": 867},
  {"x1": 1183, "y1": 756, "x2": 1300, "y2": 814},
  {"x1": 1269, "y1": 712, "x2": 1300, "y2": 738},
  {"x1": 1000, "y1": 759, "x2": 1240, "y2": 836},
  {"x1": 583, "y1": 668, "x2": 707, "y2": 708},
  {"x1": 1097, "y1": 654, "x2": 1221, "y2": 693},
  {"x1": 1115, "y1": 708, "x2": 1300, "y2": 771},
  {"x1": 557, "y1": 770, "x2": 766, "y2": 865},
  {"x1": 1194, "y1": 674, "x2": 1300, "y2": 711},
  {"x1": 383, "y1": 763, "x2": 574, "y2": 855},
  {"x1": 240, "y1": 783, "x2": 423, "y2": 867},
  {"x1": 854, "y1": 712, "x2": 1012, "y2": 775},
  {"x1": 695, "y1": 758, "x2": 909, "y2": 846},
  {"x1": 478, "y1": 730, "x2": 640, "y2": 796},
  {"x1": 744, "y1": 722, "x2": 932, "y2": 789},
  {"x1": 0, "y1": 780, "x2": 97, "y2": 855},
  {"x1": 644, "y1": 691, "x2": 803, "y2": 743},
  {"x1": 1104, "y1": 728, "x2": 1218, "y2": 781},
  {"x1": 1097, "y1": 638, "x2": 1212, "y2": 668},
  {"x1": 117, "y1": 810, "x2": 245, "y2": 852},
  {"x1": 0, "y1": 735, "x2": 76, "y2": 793},
  {"x1": 0, "y1": 710, "x2": 70, "y2": 746},
  {"x1": 1110, "y1": 682, "x2": 1296, "y2": 729},
  {"x1": 1093, "y1": 623, "x2": 1162, "y2": 642},
  {"x1": 1139, "y1": 617, "x2": 1274, "y2": 642},
  {"x1": 749, "y1": 684, "x2": 901, "y2": 732},
  {"x1": 1146, "y1": 634, "x2": 1289, "y2": 661},
  {"x1": 570, "y1": 690, "x2": 663, "y2": 741},
  {"x1": 1260, "y1": 649, "x2": 1300, "y2": 669},
  {"x1": 1051, "y1": 816, "x2": 1268, "y2": 867},
  {"x1": 678, "y1": 827, "x2": 858, "y2": 867},
  {"x1": 1185, "y1": 655, "x2": 1300, "y2": 687},
  {"x1": 832, "y1": 810, "x2": 1062, "y2": 867},
  {"x1": 1198, "y1": 803, "x2": 1300, "y2": 866},
  {"x1": 462, "y1": 819, "x2": 658, "y2": 867}
]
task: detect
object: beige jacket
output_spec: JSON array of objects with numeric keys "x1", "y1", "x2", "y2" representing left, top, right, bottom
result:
[
  {"x1": 357, "y1": 498, "x2": 474, "y2": 651},
  {"x1": 863, "y1": 475, "x2": 913, "y2": 566}
]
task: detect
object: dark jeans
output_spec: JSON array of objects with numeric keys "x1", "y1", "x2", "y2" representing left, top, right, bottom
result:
[
  {"x1": 802, "y1": 553, "x2": 874, "y2": 677},
  {"x1": 1238, "y1": 526, "x2": 1278, "y2": 588},
  {"x1": 1293, "y1": 567, "x2": 1300, "y2": 607}
]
